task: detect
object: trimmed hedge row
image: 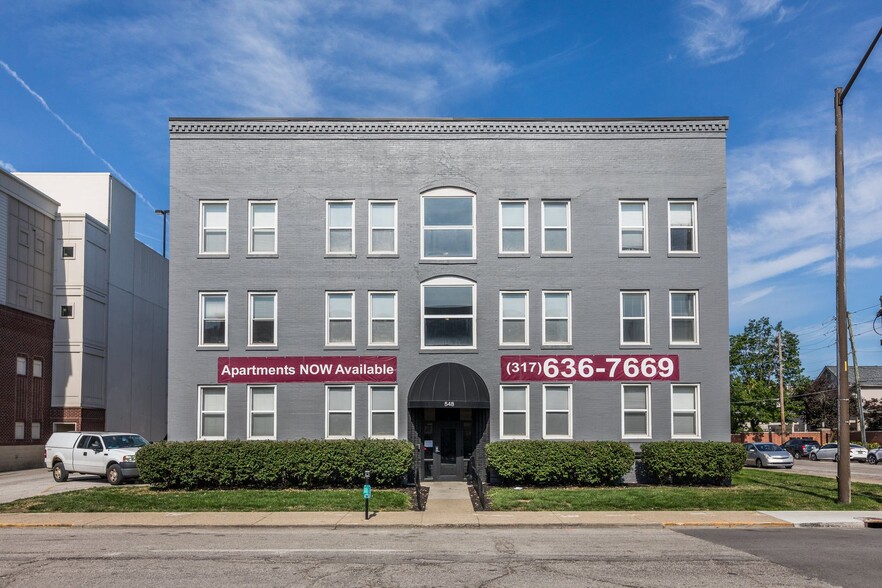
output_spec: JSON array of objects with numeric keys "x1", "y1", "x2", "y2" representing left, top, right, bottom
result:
[
  {"x1": 486, "y1": 440, "x2": 635, "y2": 486},
  {"x1": 136, "y1": 439, "x2": 414, "y2": 490},
  {"x1": 640, "y1": 441, "x2": 745, "y2": 485}
]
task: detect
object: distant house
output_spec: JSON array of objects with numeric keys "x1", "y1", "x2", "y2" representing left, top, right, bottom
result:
[{"x1": 815, "y1": 365, "x2": 882, "y2": 403}]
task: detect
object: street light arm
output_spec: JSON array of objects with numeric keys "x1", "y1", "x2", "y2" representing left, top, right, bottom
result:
[{"x1": 841, "y1": 26, "x2": 882, "y2": 103}]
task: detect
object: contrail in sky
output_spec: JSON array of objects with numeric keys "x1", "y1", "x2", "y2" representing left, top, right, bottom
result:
[{"x1": 0, "y1": 59, "x2": 157, "y2": 211}]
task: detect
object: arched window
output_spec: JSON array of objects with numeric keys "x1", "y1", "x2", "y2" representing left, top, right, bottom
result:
[
  {"x1": 421, "y1": 276, "x2": 476, "y2": 349},
  {"x1": 420, "y1": 187, "x2": 476, "y2": 260}
]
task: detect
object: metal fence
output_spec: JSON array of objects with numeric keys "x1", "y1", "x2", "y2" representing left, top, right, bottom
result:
[{"x1": 466, "y1": 456, "x2": 487, "y2": 510}]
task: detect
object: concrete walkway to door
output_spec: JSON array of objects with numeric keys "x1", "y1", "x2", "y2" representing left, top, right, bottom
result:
[{"x1": 422, "y1": 481, "x2": 476, "y2": 525}]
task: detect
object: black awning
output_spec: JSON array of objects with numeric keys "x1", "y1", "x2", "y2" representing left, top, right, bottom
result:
[{"x1": 407, "y1": 362, "x2": 490, "y2": 409}]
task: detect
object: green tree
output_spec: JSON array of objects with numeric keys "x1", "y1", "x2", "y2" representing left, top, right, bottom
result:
[{"x1": 730, "y1": 317, "x2": 806, "y2": 432}]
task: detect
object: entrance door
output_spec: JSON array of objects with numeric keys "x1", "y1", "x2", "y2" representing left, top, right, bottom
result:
[{"x1": 434, "y1": 421, "x2": 464, "y2": 480}]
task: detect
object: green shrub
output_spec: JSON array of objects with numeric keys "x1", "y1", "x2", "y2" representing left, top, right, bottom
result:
[
  {"x1": 486, "y1": 440, "x2": 634, "y2": 486},
  {"x1": 640, "y1": 441, "x2": 745, "y2": 485},
  {"x1": 136, "y1": 439, "x2": 415, "y2": 490}
]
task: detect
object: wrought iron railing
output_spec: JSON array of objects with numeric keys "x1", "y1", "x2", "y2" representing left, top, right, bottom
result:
[{"x1": 466, "y1": 456, "x2": 487, "y2": 510}]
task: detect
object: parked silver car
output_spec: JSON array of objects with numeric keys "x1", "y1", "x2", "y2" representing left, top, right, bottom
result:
[
  {"x1": 809, "y1": 443, "x2": 868, "y2": 462},
  {"x1": 865, "y1": 447, "x2": 882, "y2": 465},
  {"x1": 744, "y1": 443, "x2": 794, "y2": 469}
]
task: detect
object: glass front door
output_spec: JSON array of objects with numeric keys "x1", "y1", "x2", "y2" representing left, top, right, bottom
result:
[{"x1": 435, "y1": 421, "x2": 464, "y2": 480}]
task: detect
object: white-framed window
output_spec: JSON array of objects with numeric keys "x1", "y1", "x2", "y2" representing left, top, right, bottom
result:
[
  {"x1": 199, "y1": 292, "x2": 227, "y2": 347},
  {"x1": 421, "y1": 276, "x2": 476, "y2": 349},
  {"x1": 326, "y1": 385, "x2": 354, "y2": 439},
  {"x1": 669, "y1": 200, "x2": 697, "y2": 253},
  {"x1": 248, "y1": 200, "x2": 277, "y2": 255},
  {"x1": 499, "y1": 291, "x2": 529, "y2": 346},
  {"x1": 326, "y1": 201, "x2": 354, "y2": 255},
  {"x1": 670, "y1": 291, "x2": 699, "y2": 345},
  {"x1": 33, "y1": 359, "x2": 43, "y2": 378},
  {"x1": 543, "y1": 384, "x2": 572, "y2": 439},
  {"x1": 542, "y1": 290, "x2": 571, "y2": 346},
  {"x1": 500, "y1": 385, "x2": 529, "y2": 439},
  {"x1": 368, "y1": 291, "x2": 398, "y2": 346},
  {"x1": 672, "y1": 384, "x2": 700, "y2": 438},
  {"x1": 60, "y1": 305, "x2": 74, "y2": 318},
  {"x1": 248, "y1": 385, "x2": 276, "y2": 440},
  {"x1": 369, "y1": 385, "x2": 397, "y2": 438},
  {"x1": 198, "y1": 386, "x2": 226, "y2": 440},
  {"x1": 326, "y1": 291, "x2": 354, "y2": 346},
  {"x1": 621, "y1": 291, "x2": 649, "y2": 345},
  {"x1": 31, "y1": 422, "x2": 41, "y2": 440},
  {"x1": 61, "y1": 244, "x2": 75, "y2": 259},
  {"x1": 499, "y1": 200, "x2": 528, "y2": 254},
  {"x1": 200, "y1": 201, "x2": 228, "y2": 255},
  {"x1": 619, "y1": 200, "x2": 648, "y2": 253},
  {"x1": 16, "y1": 356, "x2": 27, "y2": 376},
  {"x1": 541, "y1": 200, "x2": 570, "y2": 254},
  {"x1": 248, "y1": 292, "x2": 277, "y2": 346},
  {"x1": 14, "y1": 422, "x2": 25, "y2": 440},
  {"x1": 622, "y1": 384, "x2": 651, "y2": 438},
  {"x1": 369, "y1": 200, "x2": 398, "y2": 255},
  {"x1": 421, "y1": 187, "x2": 476, "y2": 259}
]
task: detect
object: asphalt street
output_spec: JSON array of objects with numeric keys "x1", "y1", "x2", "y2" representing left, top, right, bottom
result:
[
  {"x1": 752, "y1": 456, "x2": 882, "y2": 484},
  {"x1": 1, "y1": 526, "x2": 878, "y2": 587}
]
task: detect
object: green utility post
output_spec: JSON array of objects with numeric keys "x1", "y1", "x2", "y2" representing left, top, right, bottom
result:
[{"x1": 363, "y1": 470, "x2": 371, "y2": 520}]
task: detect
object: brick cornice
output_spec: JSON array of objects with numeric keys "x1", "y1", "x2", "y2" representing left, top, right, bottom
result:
[{"x1": 169, "y1": 118, "x2": 729, "y2": 138}]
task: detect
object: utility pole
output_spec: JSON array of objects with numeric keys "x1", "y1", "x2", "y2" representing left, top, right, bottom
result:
[
  {"x1": 778, "y1": 330, "x2": 785, "y2": 440},
  {"x1": 833, "y1": 25, "x2": 881, "y2": 504},
  {"x1": 847, "y1": 312, "x2": 866, "y2": 446}
]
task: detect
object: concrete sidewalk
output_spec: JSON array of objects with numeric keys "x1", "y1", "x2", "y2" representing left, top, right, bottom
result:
[{"x1": 2, "y1": 510, "x2": 879, "y2": 529}]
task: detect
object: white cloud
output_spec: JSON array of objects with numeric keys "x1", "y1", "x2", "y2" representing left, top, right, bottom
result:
[
  {"x1": 681, "y1": 0, "x2": 792, "y2": 64},
  {"x1": 0, "y1": 159, "x2": 15, "y2": 172},
  {"x1": 733, "y1": 286, "x2": 774, "y2": 306},
  {"x1": 811, "y1": 255, "x2": 882, "y2": 276}
]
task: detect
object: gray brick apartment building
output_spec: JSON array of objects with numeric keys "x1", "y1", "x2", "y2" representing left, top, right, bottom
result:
[{"x1": 167, "y1": 118, "x2": 729, "y2": 480}]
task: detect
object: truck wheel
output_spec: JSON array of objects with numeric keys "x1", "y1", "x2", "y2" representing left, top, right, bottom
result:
[
  {"x1": 52, "y1": 462, "x2": 68, "y2": 483},
  {"x1": 107, "y1": 464, "x2": 124, "y2": 486}
]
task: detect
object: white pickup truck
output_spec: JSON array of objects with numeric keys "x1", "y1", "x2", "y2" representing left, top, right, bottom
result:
[{"x1": 44, "y1": 431, "x2": 149, "y2": 485}]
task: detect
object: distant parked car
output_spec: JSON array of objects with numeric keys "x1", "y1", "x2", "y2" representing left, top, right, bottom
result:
[
  {"x1": 744, "y1": 443, "x2": 794, "y2": 469},
  {"x1": 809, "y1": 443, "x2": 868, "y2": 462},
  {"x1": 867, "y1": 447, "x2": 882, "y2": 465},
  {"x1": 781, "y1": 438, "x2": 820, "y2": 459}
]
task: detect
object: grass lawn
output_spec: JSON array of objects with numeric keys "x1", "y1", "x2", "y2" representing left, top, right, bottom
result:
[
  {"x1": 0, "y1": 487, "x2": 412, "y2": 513},
  {"x1": 488, "y1": 469, "x2": 882, "y2": 511}
]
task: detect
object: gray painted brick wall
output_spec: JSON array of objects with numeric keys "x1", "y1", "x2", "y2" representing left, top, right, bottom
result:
[{"x1": 168, "y1": 119, "x2": 729, "y2": 448}]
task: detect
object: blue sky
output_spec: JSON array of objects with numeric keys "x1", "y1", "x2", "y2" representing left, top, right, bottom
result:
[{"x1": 1, "y1": 0, "x2": 880, "y2": 376}]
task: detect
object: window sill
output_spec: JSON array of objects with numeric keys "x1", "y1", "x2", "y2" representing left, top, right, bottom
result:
[
  {"x1": 622, "y1": 436, "x2": 652, "y2": 441},
  {"x1": 197, "y1": 254, "x2": 230, "y2": 259},
  {"x1": 420, "y1": 349, "x2": 479, "y2": 354},
  {"x1": 543, "y1": 435, "x2": 573, "y2": 440},
  {"x1": 500, "y1": 344, "x2": 531, "y2": 350},
  {"x1": 324, "y1": 345, "x2": 357, "y2": 350},
  {"x1": 246, "y1": 345, "x2": 278, "y2": 351},
  {"x1": 498, "y1": 253, "x2": 530, "y2": 258},
  {"x1": 541, "y1": 344, "x2": 573, "y2": 350},
  {"x1": 540, "y1": 253, "x2": 572, "y2": 258},
  {"x1": 419, "y1": 259, "x2": 478, "y2": 264},
  {"x1": 367, "y1": 254, "x2": 399, "y2": 258},
  {"x1": 197, "y1": 346, "x2": 228, "y2": 351},
  {"x1": 619, "y1": 252, "x2": 650, "y2": 258},
  {"x1": 669, "y1": 343, "x2": 701, "y2": 348},
  {"x1": 246, "y1": 253, "x2": 279, "y2": 259},
  {"x1": 620, "y1": 344, "x2": 651, "y2": 349},
  {"x1": 667, "y1": 252, "x2": 700, "y2": 258},
  {"x1": 671, "y1": 435, "x2": 701, "y2": 440},
  {"x1": 367, "y1": 345, "x2": 399, "y2": 350},
  {"x1": 500, "y1": 435, "x2": 531, "y2": 441},
  {"x1": 325, "y1": 254, "x2": 357, "y2": 259}
]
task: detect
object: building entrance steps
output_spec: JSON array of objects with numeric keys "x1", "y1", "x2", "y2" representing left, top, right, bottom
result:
[{"x1": 422, "y1": 481, "x2": 474, "y2": 515}]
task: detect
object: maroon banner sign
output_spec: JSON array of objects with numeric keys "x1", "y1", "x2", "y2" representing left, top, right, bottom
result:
[
  {"x1": 501, "y1": 355, "x2": 679, "y2": 382},
  {"x1": 218, "y1": 356, "x2": 397, "y2": 383}
]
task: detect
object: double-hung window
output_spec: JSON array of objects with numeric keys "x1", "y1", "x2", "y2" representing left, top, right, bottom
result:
[
  {"x1": 421, "y1": 187, "x2": 475, "y2": 259},
  {"x1": 621, "y1": 291, "x2": 649, "y2": 345},
  {"x1": 500, "y1": 385, "x2": 529, "y2": 439},
  {"x1": 248, "y1": 385, "x2": 276, "y2": 439},
  {"x1": 672, "y1": 384, "x2": 700, "y2": 437},
  {"x1": 499, "y1": 201, "x2": 528, "y2": 254},
  {"x1": 326, "y1": 292, "x2": 354, "y2": 346},
  {"x1": 326, "y1": 385, "x2": 354, "y2": 439},
  {"x1": 541, "y1": 201, "x2": 570, "y2": 254},
  {"x1": 248, "y1": 292, "x2": 276, "y2": 346},
  {"x1": 669, "y1": 200, "x2": 697, "y2": 253},
  {"x1": 421, "y1": 277, "x2": 476, "y2": 349},
  {"x1": 670, "y1": 291, "x2": 698, "y2": 345},
  {"x1": 369, "y1": 385, "x2": 397, "y2": 438},
  {"x1": 249, "y1": 201, "x2": 277, "y2": 255},
  {"x1": 199, "y1": 386, "x2": 226, "y2": 439},
  {"x1": 542, "y1": 291, "x2": 571, "y2": 346},
  {"x1": 369, "y1": 201, "x2": 398, "y2": 255},
  {"x1": 327, "y1": 201, "x2": 354, "y2": 255},
  {"x1": 500, "y1": 291, "x2": 528, "y2": 346},
  {"x1": 543, "y1": 384, "x2": 571, "y2": 439},
  {"x1": 200, "y1": 201, "x2": 228, "y2": 255},
  {"x1": 199, "y1": 292, "x2": 227, "y2": 346},
  {"x1": 619, "y1": 201, "x2": 647, "y2": 253},
  {"x1": 16, "y1": 356, "x2": 26, "y2": 376},
  {"x1": 369, "y1": 291, "x2": 398, "y2": 346},
  {"x1": 622, "y1": 384, "x2": 650, "y2": 438},
  {"x1": 33, "y1": 359, "x2": 43, "y2": 378}
]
